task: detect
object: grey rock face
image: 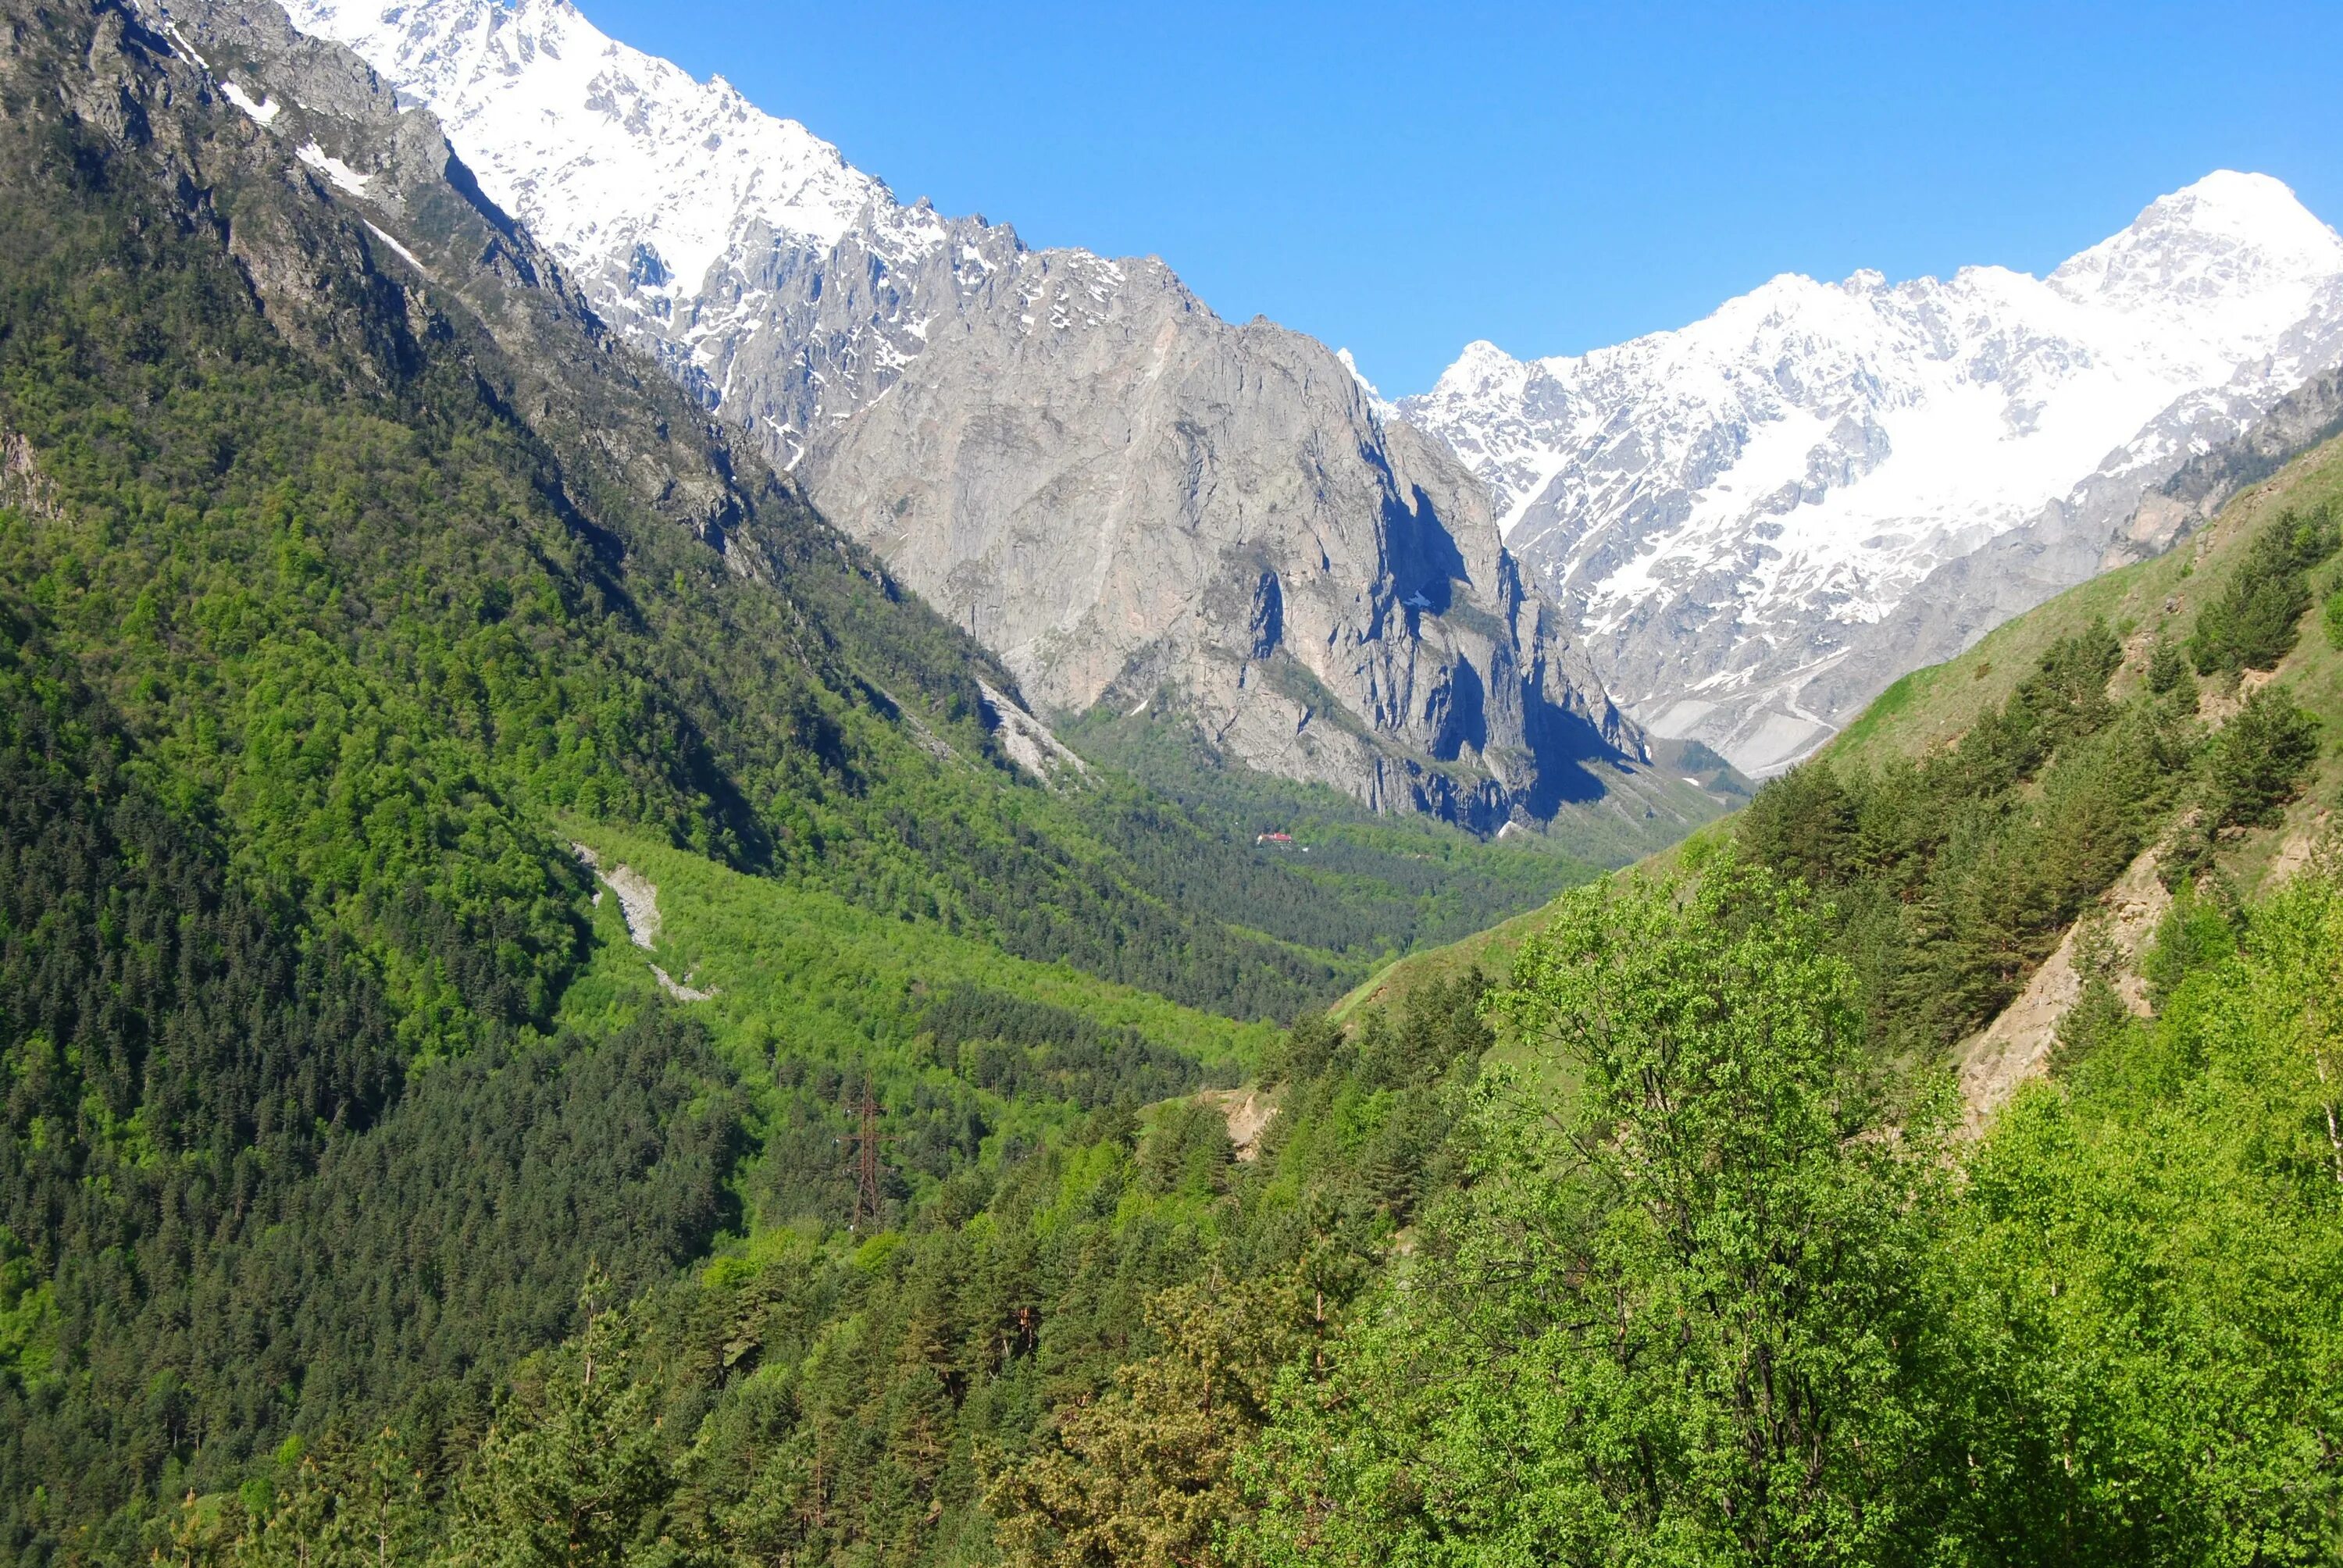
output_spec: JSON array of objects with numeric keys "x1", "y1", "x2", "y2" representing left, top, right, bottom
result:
[
  {"x1": 738, "y1": 219, "x2": 1635, "y2": 825},
  {"x1": 134, "y1": 0, "x2": 1080, "y2": 802},
  {"x1": 276, "y1": 0, "x2": 1639, "y2": 828},
  {"x1": 2109, "y1": 366, "x2": 2343, "y2": 565},
  {"x1": 137, "y1": 0, "x2": 772, "y2": 567}
]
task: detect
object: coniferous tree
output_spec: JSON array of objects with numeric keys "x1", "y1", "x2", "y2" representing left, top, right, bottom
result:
[
  {"x1": 990, "y1": 1280, "x2": 1309, "y2": 1568},
  {"x1": 2206, "y1": 682, "x2": 2322, "y2": 829},
  {"x1": 441, "y1": 1274, "x2": 680, "y2": 1568},
  {"x1": 2145, "y1": 633, "x2": 2194, "y2": 697},
  {"x1": 2189, "y1": 506, "x2": 2339, "y2": 675}
]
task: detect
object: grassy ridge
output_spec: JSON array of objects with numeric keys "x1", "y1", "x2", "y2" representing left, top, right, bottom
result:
[
  {"x1": 1832, "y1": 440, "x2": 2343, "y2": 772},
  {"x1": 555, "y1": 822, "x2": 1278, "y2": 1220},
  {"x1": 1830, "y1": 425, "x2": 2343, "y2": 900},
  {"x1": 559, "y1": 825, "x2": 1273, "y2": 1074}
]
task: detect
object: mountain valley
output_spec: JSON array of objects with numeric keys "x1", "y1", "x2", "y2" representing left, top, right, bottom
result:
[{"x1": 2, "y1": 1, "x2": 2341, "y2": 1563}]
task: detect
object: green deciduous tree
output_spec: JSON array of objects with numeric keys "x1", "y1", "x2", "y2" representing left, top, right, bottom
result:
[
  {"x1": 1941, "y1": 863, "x2": 2343, "y2": 1565},
  {"x1": 1241, "y1": 850, "x2": 1955, "y2": 1567}
]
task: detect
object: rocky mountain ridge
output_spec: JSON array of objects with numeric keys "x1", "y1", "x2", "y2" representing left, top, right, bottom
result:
[
  {"x1": 1403, "y1": 173, "x2": 2343, "y2": 772},
  {"x1": 280, "y1": 0, "x2": 1646, "y2": 829}
]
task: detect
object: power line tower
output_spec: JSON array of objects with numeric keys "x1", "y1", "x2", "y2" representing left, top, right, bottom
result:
[{"x1": 842, "y1": 1076, "x2": 893, "y2": 1232}]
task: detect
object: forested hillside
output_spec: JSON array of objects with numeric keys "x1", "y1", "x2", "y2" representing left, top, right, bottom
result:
[
  {"x1": 1350, "y1": 417, "x2": 2343, "y2": 1024},
  {"x1": 0, "y1": 0, "x2": 1595, "y2": 1556},
  {"x1": 1185, "y1": 426, "x2": 2343, "y2": 1566},
  {"x1": 148, "y1": 842, "x2": 2343, "y2": 1568},
  {"x1": 1240, "y1": 847, "x2": 2343, "y2": 1565}
]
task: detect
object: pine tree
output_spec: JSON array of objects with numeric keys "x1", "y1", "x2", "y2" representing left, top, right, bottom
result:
[
  {"x1": 2145, "y1": 633, "x2": 2194, "y2": 698},
  {"x1": 2209, "y1": 682, "x2": 2322, "y2": 829},
  {"x1": 441, "y1": 1271, "x2": 679, "y2": 1568},
  {"x1": 335, "y1": 1429, "x2": 429, "y2": 1568},
  {"x1": 987, "y1": 1279, "x2": 1308, "y2": 1568},
  {"x1": 239, "y1": 1451, "x2": 333, "y2": 1568},
  {"x1": 2052, "y1": 926, "x2": 2137, "y2": 1078}
]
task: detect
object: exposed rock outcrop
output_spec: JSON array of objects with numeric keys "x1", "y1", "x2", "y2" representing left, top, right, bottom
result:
[
  {"x1": 1956, "y1": 850, "x2": 2170, "y2": 1134},
  {"x1": 273, "y1": 0, "x2": 1643, "y2": 828},
  {"x1": 774, "y1": 230, "x2": 1635, "y2": 824}
]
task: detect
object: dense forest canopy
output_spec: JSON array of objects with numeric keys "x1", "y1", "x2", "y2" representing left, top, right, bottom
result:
[
  {"x1": 123, "y1": 844, "x2": 2343, "y2": 1568},
  {"x1": 0, "y1": 0, "x2": 1589, "y2": 1556}
]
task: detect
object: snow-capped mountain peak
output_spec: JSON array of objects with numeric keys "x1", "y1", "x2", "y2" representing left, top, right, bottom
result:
[
  {"x1": 1336, "y1": 348, "x2": 1395, "y2": 417},
  {"x1": 2052, "y1": 170, "x2": 2343, "y2": 319},
  {"x1": 285, "y1": 0, "x2": 908, "y2": 300},
  {"x1": 269, "y1": 2, "x2": 2343, "y2": 795},
  {"x1": 1401, "y1": 171, "x2": 2343, "y2": 774}
]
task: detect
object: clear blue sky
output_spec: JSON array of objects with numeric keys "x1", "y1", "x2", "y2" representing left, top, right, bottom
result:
[{"x1": 580, "y1": 0, "x2": 2343, "y2": 397}]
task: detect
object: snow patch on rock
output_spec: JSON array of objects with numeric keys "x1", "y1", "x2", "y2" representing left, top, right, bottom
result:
[
  {"x1": 295, "y1": 140, "x2": 371, "y2": 196},
  {"x1": 276, "y1": 0, "x2": 1650, "y2": 829},
  {"x1": 284, "y1": 0, "x2": 912, "y2": 350},
  {"x1": 219, "y1": 80, "x2": 279, "y2": 124},
  {"x1": 363, "y1": 220, "x2": 423, "y2": 270}
]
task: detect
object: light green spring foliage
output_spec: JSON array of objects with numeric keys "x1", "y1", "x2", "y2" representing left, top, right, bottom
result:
[
  {"x1": 988, "y1": 1278, "x2": 1315, "y2": 1568},
  {"x1": 164, "y1": 856, "x2": 2343, "y2": 1568},
  {"x1": 1945, "y1": 861, "x2": 2343, "y2": 1566},
  {"x1": 1239, "y1": 852, "x2": 2343, "y2": 1568},
  {"x1": 1239, "y1": 849, "x2": 1956, "y2": 1567},
  {"x1": 15, "y1": 3, "x2": 2343, "y2": 1563}
]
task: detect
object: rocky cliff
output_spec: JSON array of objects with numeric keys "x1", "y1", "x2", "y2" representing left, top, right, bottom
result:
[
  {"x1": 773, "y1": 218, "x2": 1635, "y2": 824},
  {"x1": 274, "y1": 0, "x2": 1640, "y2": 829}
]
